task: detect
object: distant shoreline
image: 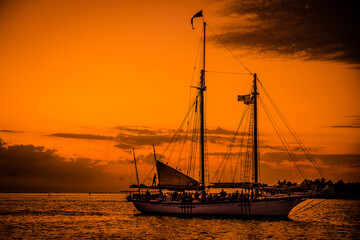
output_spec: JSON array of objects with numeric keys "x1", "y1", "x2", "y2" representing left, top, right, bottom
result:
[{"x1": 313, "y1": 194, "x2": 360, "y2": 200}]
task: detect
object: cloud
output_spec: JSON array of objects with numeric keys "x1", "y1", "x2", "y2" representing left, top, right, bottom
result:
[
  {"x1": 0, "y1": 139, "x2": 119, "y2": 192},
  {"x1": 328, "y1": 116, "x2": 360, "y2": 128},
  {"x1": 112, "y1": 126, "x2": 264, "y2": 149},
  {"x1": 261, "y1": 152, "x2": 360, "y2": 168},
  {"x1": 0, "y1": 130, "x2": 23, "y2": 133},
  {"x1": 260, "y1": 152, "x2": 360, "y2": 181},
  {"x1": 261, "y1": 144, "x2": 285, "y2": 151},
  {"x1": 116, "y1": 153, "x2": 164, "y2": 165},
  {"x1": 49, "y1": 133, "x2": 115, "y2": 140},
  {"x1": 207, "y1": 127, "x2": 236, "y2": 135},
  {"x1": 114, "y1": 133, "x2": 174, "y2": 149},
  {"x1": 113, "y1": 126, "x2": 178, "y2": 149},
  {"x1": 115, "y1": 126, "x2": 160, "y2": 135},
  {"x1": 207, "y1": 135, "x2": 232, "y2": 145},
  {"x1": 114, "y1": 143, "x2": 133, "y2": 150},
  {"x1": 329, "y1": 125, "x2": 360, "y2": 129},
  {"x1": 316, "y1": 154, "x2": 360, "y2": 168},
  {"x1": 46, "y1": 126, "x2": 318, "y2": 154},
  {"x1": 47, "y1": 128, "x2": 182, "y2": 150},
  {"x1": 216, "y1": 0, "x2": 360, "y2": 65},
  {"x1": 46, "y1": 126, "x2": 251, "y2": 150}
]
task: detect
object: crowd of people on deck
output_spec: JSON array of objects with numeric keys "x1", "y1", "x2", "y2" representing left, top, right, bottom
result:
[{"x1": 129, "y1": 188, "x2": 267, "y2": 203}]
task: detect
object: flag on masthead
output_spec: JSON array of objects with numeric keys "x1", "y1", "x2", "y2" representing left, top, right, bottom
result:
[
  {"x1": 238, "y1": 94, "x2": 251, "y2": 105},
  {"x1": 191, "y1": 10, "x2": 203, "y2": 30}
]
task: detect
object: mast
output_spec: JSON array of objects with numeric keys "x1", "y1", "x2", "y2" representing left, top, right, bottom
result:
[
  {"x1": 199, "y1": 21, "x2": 206, "y2": 187},
  {"x1": 152, "y1": 145, "x2": 157, "y2": 186},
  {"x1": 253, "y1": 73, "x2": 258, "y2": 183},
  {"x1": 153, "y1": 144, "x2": 157, "y2": 162},
  {"x1": 132, "y1": 149, "x2": 140, "y2": 189}
]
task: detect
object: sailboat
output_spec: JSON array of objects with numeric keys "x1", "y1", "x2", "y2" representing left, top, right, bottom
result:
[{"x1": 127, "y1": 11, "x2": 312, "y2": 217}]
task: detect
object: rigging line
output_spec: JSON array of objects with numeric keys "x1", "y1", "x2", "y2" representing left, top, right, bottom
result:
[
  {"x1": 258, "y1": 78, "x2": 325, "y2": 177},
  {"x1": 185, "y1": 98, "x2": 197, "y2": 174},
  {"x1": 257, "y1": 78, "x2": 322, "y2": 173},
  {"x1": 259, "y1": 96, "x2": 307, "y2": 179},
  {"x1": 244, "y1": 106, "x2": 254, "y2": 182},
  {"x1": 289, "y1": 198, "x2": 316, "y2": 216},
  {"x1": 205, "y1": 70, "x2": 252, "y2": 75},
  {"x1": 259, "y1": 97, "x2": 306, "y2": 179},
  {"x1": 207, "y1": 24, "x2": 253, "y2": 75},
  {"x1": 184, "y1": 107, "x2": 191, "y2": 173},
  {"x1": 204, "y1": 91, "x2": 210, "y2": 185},
  {"x1": 212, "y1": 79, "x2": 252, "y2": 182},
  {"x1": 221, "y1": 109, "x2": 245, "y2": 180},
  {"x1": 188, "y1": 110, "x2": 198, "y2": 177},
  {"x1": 158, "y1": 95, "x2": 197, "y2": 162},
  {"x1": 167, "y1": 117, "x2": 191, "y2": 166},
  {"x1": 231, "y1": 106, "x2": 250, "y2": 181},
  {"x1": 186, "y1": 104, "x2": 196, "y2": 176},
  {"x1": 291, "y1": 199, "x2": 327, "y2": 217},
  {"x1": 238, "y1": 85, "x2": 252, "y2": 182},
  {"x1": 290, "y1": 199, "x2": 327, "y2": 217},
  {"x1": 140, "y1": 145, "x2": 160, "y2": 184},
  {"x1": 220, "y1": 106, "x2": 250, "y2": 183},
  {"x1": 188, "y1": 107, "x2": 199, "y2": 178},
  {"x1": 188, "y1": 111, "x2": 197, "y2": 176},
  {"x1": 141, "y1": 165, "x2": 155, "y2": 185},
  {"x1": 258, "y1": 127, "x2": 261, "y2": 183},
  {"x1": 257, "y1": 79, "x2": 326, "y2": 178},
  {"x1": 189, "y1": 34, "x2": 203, "y2": 116},
  {"x1": 211, "y1": 102, "x2": 250, "y2": 182},
  {"x1": 238, "y1": 108, "x2": 251, "y2": 182},
  {"x1": 234, "y1": 131, "x2": 245, "y2": 182},
  {"x1": 166, "y1": 129, "x2": 181, "y2": 165},
  {"x1": 232, "y1": 153, "x2": 240, "y2": 182},
  {"x1": 176, "y1": 113, "x2": 192, "y2": 170},
  {"x1": 259, "y1": 95, "x2": 306, "y2": 178},
  {"x1": 221, "y1": 105, "x2": 250, "y2": 183},
  {"x1": 192, "y1": 110, "x2": 200, "y2": 179}
]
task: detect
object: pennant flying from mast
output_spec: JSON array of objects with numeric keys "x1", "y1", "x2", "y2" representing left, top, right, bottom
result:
[{"x1": 191, "y1": 10, "x2": 203, "y2": 30}]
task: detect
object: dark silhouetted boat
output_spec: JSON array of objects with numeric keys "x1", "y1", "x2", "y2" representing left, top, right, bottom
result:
[{"x1": 127, "y1": 10, "x2": 320, "y2": 217}]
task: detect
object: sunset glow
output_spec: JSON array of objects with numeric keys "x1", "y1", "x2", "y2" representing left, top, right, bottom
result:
[{"x1": 1, "y1": 0, "x2": 359, "y2": 192}]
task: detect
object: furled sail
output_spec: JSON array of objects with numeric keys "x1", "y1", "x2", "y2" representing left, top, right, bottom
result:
[{"x1": 156, "y1": 160, "x2": 199, "y2": 189}]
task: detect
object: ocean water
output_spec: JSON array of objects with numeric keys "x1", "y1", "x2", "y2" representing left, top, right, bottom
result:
[{"x1": 0, "y1": 193, "x2": 359, "y2": 239}]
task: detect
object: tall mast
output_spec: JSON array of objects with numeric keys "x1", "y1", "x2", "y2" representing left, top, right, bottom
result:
[
  {"x1": 199, "y1": 21, "x2": 206, "y2": 187},
  {"x1": 253, "y1": 73, "x2": 258, "y2": 183}
]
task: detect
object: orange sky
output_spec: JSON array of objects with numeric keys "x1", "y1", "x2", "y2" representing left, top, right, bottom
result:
[{"x1": 0, "y1": 0, "x2": 359, "y2": 192}]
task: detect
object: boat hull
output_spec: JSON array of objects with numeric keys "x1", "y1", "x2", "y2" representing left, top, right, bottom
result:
[{"x1": 130, "y1": 197, "x2": 304, "y2": 217}]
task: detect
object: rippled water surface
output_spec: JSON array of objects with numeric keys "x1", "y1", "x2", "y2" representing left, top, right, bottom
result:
[{"x1": 1, "y1": 193, "x2": 359, "y2": 239}]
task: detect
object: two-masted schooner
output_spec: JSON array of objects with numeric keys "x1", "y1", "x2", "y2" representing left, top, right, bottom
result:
[{"x1": 126, "y1": 10, "x2": 311, "y2": 217}]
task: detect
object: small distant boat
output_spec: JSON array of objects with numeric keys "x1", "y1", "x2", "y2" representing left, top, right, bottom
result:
[{"x1": 127, "y1": 10, "x2": 318, "y2": 217}]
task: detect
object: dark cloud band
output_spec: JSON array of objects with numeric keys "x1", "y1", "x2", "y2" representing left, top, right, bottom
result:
[
  {"x1": 216, "y1": 0, "x2": 360, "y2": 65},
  {"x1": 49, "y1": 133, "x2": 115, "y2": 140}
]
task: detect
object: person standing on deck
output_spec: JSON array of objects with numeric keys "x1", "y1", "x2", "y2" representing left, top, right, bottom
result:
[{"x1": 152, "y1": 173, "x2": 157, "y2": 186}]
